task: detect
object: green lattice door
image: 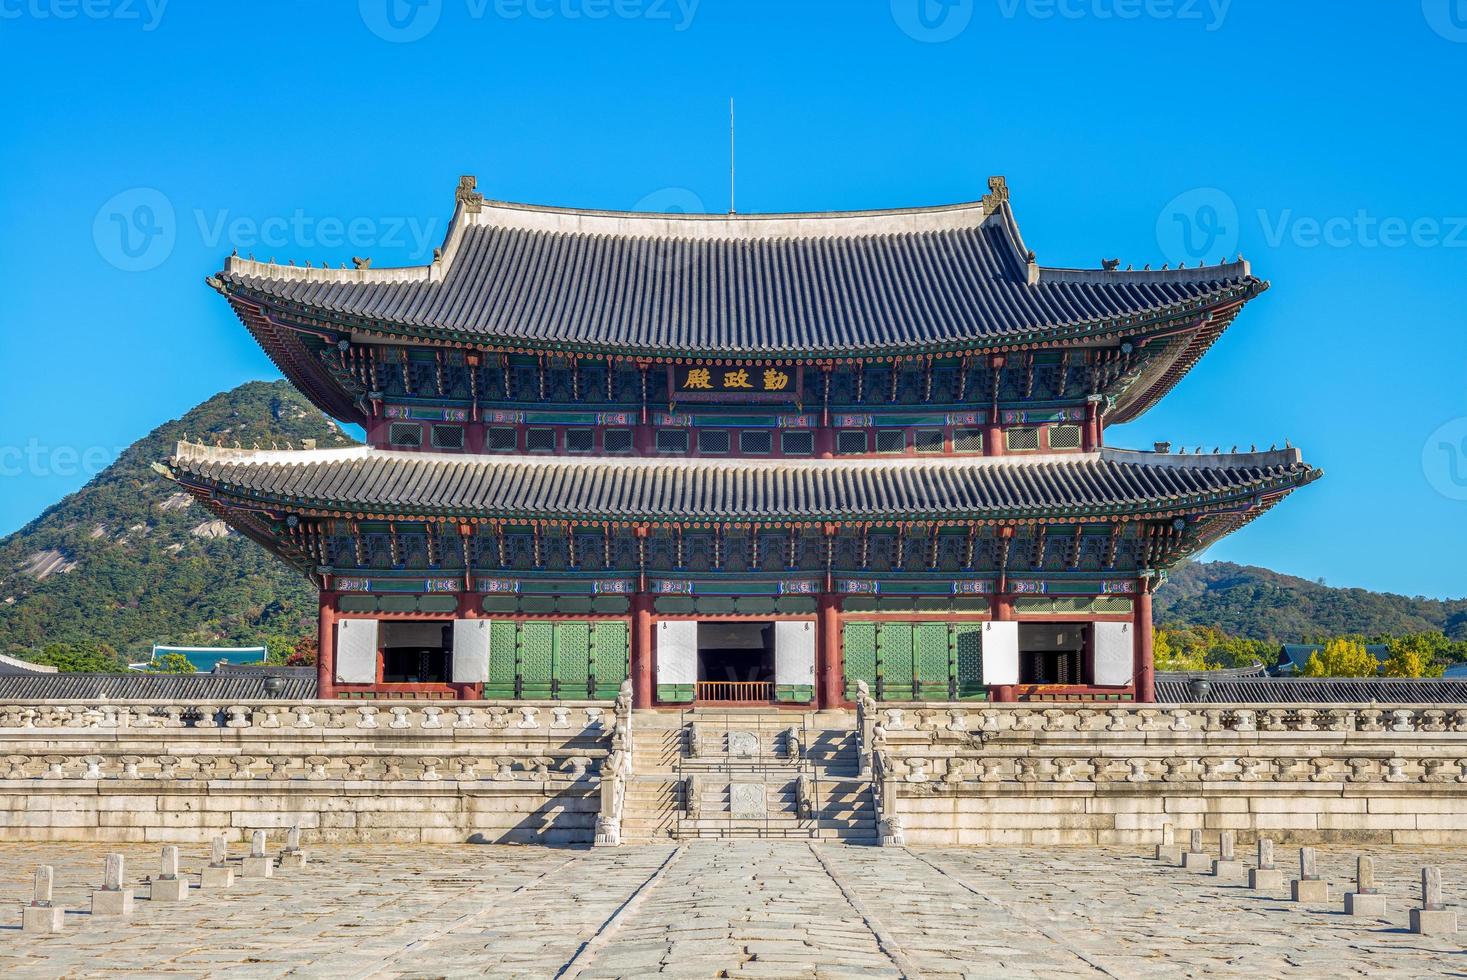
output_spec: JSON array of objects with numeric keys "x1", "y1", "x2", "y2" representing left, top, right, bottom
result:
[
  {"x1": 876, "y1": 623, "x2": 914, "y2": 701},
  {"x1": 843, "y1": 622, "x2": 877, "y2": 700},
  {"x1": 954, "y1": 623, "x2": 985, "y2": 700},
  {"x1": 913, "y1": 623, "x2": 952, "y2": 701},
  {"x1": 555, "y1": 623, "x2": 592, "y2": 699},
  {"x1": 486, "y1": 621, "x2": 518, "y2": 699},
  {"x1": 519, "y1": 622, "x2": 555, "y2": 699},
  {"x1": 590, "y1": 622, "x2": 629, "y2": 699}
]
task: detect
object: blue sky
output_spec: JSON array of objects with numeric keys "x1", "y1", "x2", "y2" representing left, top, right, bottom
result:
[{"x1": 1, "y1": 0, "x2": 1464, "y2": 599}]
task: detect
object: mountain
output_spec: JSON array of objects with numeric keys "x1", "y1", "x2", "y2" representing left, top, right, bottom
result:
[
  {"x1": 0, "y1": 381, "x2": 357, "y2": 661},
  {"x1": 1154, "y1": 561, "x2": 1467, "y2": 643}
]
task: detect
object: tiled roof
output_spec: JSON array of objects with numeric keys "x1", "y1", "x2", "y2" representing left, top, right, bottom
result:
[
  {"x1": 1155, "y1": 677, "x2": 1467, "y2": 705},
  {"x1": 1276, "y1": 643, "x2": 1390, "y2": 674},
  {"x1": 213, "y1": 179, "x2": 1262, "y2": 359},
  {"x1": 167, "y1": 443, "x2": 1318, "y2": 523},
  {"x1": 0, "y1": 672, "x2": 317, "y2": 701}
]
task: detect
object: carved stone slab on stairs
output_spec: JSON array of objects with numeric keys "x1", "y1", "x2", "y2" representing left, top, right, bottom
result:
[
  {"x1": 730, "y1": 782, "x2": 765, "y2": 817},
  {"x1": 728, "y1": 731, "x2": 759, "y2": 758}
]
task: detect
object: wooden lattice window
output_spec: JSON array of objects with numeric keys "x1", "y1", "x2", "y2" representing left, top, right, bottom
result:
[
  {"x1": 388, "y1": 422, "x2": 422, "y2": 448},
  {"x1": 781, "y1": 431, "x2": 814, "y2": 456}
]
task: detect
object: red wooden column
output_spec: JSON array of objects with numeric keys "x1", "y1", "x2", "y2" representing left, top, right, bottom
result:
[
  {"x1": 316, "y1": 588, "x2": 338, "y2": 701},
  {"x1": 1083, "y1": 395, "x2": 1103, "y2": 451},
  {"x1": 631, "y1": 591, "x2": 654, "y2": 708},
  {"x1": 989, "y1": 591, "x2": 1016, "y2": 703},
  {"x1": 985, "y1": 354, "x2": 1005, "y2": 456},
  {"x1": 817, "y1": 591, "x2": 843, "y2": 710},
  {"x1": 1133, "y1": 575, "x2": 1156, "y2": 703}
]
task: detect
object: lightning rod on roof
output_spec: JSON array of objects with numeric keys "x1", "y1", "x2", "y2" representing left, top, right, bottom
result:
[{"x1": 729, "y1": 97, "x2": 736, "y2": 215}]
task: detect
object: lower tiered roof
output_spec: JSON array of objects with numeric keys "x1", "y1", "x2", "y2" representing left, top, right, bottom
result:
[{"x1": 165, "y1": 444, "x2": 1318, "y2": 525}]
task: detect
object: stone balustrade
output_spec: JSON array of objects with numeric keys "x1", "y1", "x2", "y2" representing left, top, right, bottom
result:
[
  {"x1": 0, "y1": 699, "x2": 612, "y2": 846},
  {"x1": 865, "y1": 701, "x2": 1467, "y2": 847}
]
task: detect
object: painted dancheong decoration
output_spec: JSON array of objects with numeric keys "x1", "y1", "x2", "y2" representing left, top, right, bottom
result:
[{"x1": 165, "y1": 175, "x2": 1319, "y2": 706}]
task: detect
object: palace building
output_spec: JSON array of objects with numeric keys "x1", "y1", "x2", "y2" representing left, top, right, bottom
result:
[{"x1": 166, "y1": 176, "x2": 1318, "y2": 708}]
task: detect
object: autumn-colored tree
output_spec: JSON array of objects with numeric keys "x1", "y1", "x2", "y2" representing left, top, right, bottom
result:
[
  {"x1": 285, "y1": 633, "x2": 317, "y2": 667},
  {"x1": 1154, "y1": 629, "x2": 1209, "y2": 672},
  {"x1": 1381, "y1": 635, "x2": 1445, "y2": 678},
  {"x1": 1302, "y1": 638, "x2": 1379, "y2": 678}
]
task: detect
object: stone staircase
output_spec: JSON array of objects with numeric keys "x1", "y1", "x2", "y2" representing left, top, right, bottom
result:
[{"x1": 619, "y1": 709, "x2": 877, "y2": 844}]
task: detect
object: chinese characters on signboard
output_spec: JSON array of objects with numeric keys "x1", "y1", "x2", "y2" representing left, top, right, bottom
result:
[{"x1": 669, "y1": 365, "x2": 801, "y2": 401}]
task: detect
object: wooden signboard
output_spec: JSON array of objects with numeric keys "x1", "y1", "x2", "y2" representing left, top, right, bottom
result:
[{"x1": 667, "y1": 364, "x2": 802, "y2": 403}]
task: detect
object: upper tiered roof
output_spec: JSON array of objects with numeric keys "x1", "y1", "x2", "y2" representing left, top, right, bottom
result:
[
  {"x1": 167, "y1": 443, "x2": 1316, "y2": 526},
  {"x1": 212, "y1": 176, "x2": 1264, "y2": 361}
]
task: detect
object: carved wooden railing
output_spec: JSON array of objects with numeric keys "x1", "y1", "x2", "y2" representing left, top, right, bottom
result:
[{"x1": 694, "y1": 681, "x2": 773, "y2": 704}]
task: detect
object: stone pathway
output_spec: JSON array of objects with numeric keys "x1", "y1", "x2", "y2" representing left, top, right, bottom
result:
[{"x1": 0, "y1": 842, "x2": 1464, "y2": 977}]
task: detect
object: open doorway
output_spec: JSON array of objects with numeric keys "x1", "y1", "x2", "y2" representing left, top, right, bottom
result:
[
  {"x1": 697, "y1": 621, "x2": 774, "y2": 701},
  {"x1": 379, "y1": 621, "x2": 451, "y2": 684},
  {"x1": 1018, "y1": 623, "x2": 1086, "y2": 685}
]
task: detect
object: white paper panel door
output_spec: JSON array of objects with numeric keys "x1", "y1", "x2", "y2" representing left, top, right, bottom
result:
[
  {"x1": 451, "y1": 619, "x2": 492, "y2": 684},
  {"x1": 336, "y1": 619, "x2": 379, "y2": 684},
  {"x1": 1093, "y1": 622, "x2": 1134, "y2": 687},
  {"x1": 657, "y1": 621, "x2": 698, "y2": 686},
  {"x1": 982, "y1": 621, "x2": 1019, "y2": 686},
  {"x1": 774, "y1": 621, "x2": 816, "y2": 686}
]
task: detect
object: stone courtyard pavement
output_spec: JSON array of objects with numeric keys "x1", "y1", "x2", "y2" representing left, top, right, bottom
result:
[{"x1": 1, "y1": 842, "x2": 1464, "y2": 978}]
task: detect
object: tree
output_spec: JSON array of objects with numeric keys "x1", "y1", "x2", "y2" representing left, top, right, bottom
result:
[
  {"x1": 1382, "y1": 635, "x2": 1445, "y2": 678},
  {"x1": 21, "y1": 642, "x2": 127, "y2": 673},
  {"x1": 285, "y1": 633, "x2": 317, "y2": 667},
  {"x1": 1302, "y1": 638, "x2": 1379, "y2": 678},
  {"x1": 1154, "y1": 628, "x2": 1209, "y2": 672},
  {"x1": 148, "y1": 652, "x2": 198, "y2": 674}
]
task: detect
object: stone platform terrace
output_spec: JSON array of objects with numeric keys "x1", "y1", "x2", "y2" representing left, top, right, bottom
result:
[{"x1": 1, "y1": 841, "x2": 1463, "y2": 977}]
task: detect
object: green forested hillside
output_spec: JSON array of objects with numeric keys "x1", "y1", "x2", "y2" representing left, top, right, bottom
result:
[
  {"x1": 0, "y1": 381, "x2": 356, "y2": 662},
  {"x1": 1154, "y1": 561, "x2": 1467, "y2": 642}
]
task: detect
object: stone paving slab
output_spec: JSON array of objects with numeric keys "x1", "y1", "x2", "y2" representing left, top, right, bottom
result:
[{"x1": 0, "y1": 842, "x2": 1464, "y2": 977}]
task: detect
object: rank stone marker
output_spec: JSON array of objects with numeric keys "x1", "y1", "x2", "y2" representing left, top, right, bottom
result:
[
  {"x1": 279, "y1": 825, "x2": 307, "y2": 870},
  {"x1": 91, "y1": 853, "x2": 134, "y2": 916},
  {"x1": 1212, "y1": 830, "x2": 1244, "y2": 879},
  {"x1": 151, "y1": 845, "x2": 189, "y2": 902},
  {"x1": 1154, "y1": 823, "x2": 1181, "y2": 864},
  {"x1": 242, "y1": 830, "x2": 274, "y2": 878},
  {"x1": 201, "y1": 835, "x2": 234, "y2": 889},
  {"x1": 1250, "y1": 838, "x2": 1284, "y2": 890},
  {"x1": 1182, "y1": 829, "x2": 1211, "y2": 872},
  {"x1": 1291, "y1": 846, "x2": 1329, "y2": 903},
  {"x1": 1410, "y1": 867, "x2": 1458, "y2": 936},
  {"x1": 21, "y1": 865, "x2": 65, "y2": 933},
  {"x1": 1344, "y1": 855, "x2": 1386, "y2": 917}
]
